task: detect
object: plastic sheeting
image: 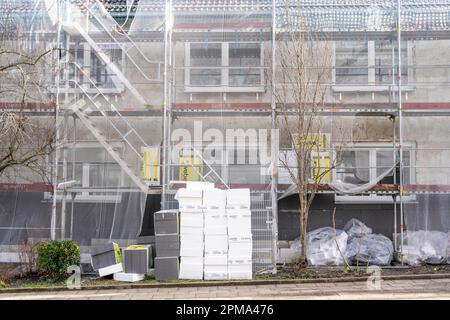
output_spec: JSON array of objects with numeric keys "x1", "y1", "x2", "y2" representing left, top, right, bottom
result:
[
  {"x1": 306, "y1": 227, "x2": 348, "y2": 266},
  {"x1": 402, "y1": 230, "x2": 448, "y2": 266},
  {"x1": 404, "y1": 194, "x2": 450, "y2": 265},
  {"x1": 0, "y1": 0, "x2": 149, "y2": 248},
  {"x1": 329, "y1": 165, "x2": 395, "y2": 195},
  {"x1": 344, "y1": 218, "x2": 372, "y2": 238},
  {"x1": 346, "y1": 233, "x2": 394, "y2": 266}
]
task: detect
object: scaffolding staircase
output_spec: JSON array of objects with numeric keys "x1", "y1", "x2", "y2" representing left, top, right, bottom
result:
[
  {"x1": 69, "y1": 99, "x2": 149, "y2": 193},
  {"x1": 63, "y1": 62, "x2": 149, "y2": 193},
  {"x1": 58, "y1": 1, "x2": 226, "y2": 192},
  {"x1": 61, "y1": 0, "x2": 163, "y2": 106}
]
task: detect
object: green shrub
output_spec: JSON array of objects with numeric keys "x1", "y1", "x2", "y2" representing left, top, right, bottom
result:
[
  {"x1": 36, "y1": 240, "x2": 80, "y2": 281},
  {"x1": 0, "y1": 279, "x2": 6, "y2": 288}
]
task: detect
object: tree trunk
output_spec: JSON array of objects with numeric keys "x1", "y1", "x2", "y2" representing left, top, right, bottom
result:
[{"x1": 298, "y1": 193, "x2": 308, "y2": 265}]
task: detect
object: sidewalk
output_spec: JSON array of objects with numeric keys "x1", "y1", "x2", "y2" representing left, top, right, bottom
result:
[{"x1": 1, "y1": 278, "x2": 450, "y2": 299}]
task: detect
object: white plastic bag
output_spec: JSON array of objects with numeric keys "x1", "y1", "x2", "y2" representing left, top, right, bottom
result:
[
  {"x1": 344, "y1": 218, "x2": 372, "y2": 238},
  {"x1": 306, "y1": 227, "x2": 348, "y2": 265},
  {"x1": 403, "y1": 230, "x2": 448, "y2": 265},
  {"x1": 346, "y1": 233, "x2": 394, "y2": 266}
]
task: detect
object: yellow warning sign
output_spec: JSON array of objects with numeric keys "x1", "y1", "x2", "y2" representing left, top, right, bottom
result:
[
  {"x1": 311, "y1": 151, "x2": 331, "y2": 184},
  {"x1": 179, "y1": 152, "x2": 203, "y2": 181},
  {"x1": 141, "y1": 146, "x2": 160, "y2": 186}
]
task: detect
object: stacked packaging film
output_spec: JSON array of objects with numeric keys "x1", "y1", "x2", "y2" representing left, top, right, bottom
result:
[
  {"x1": 175, "y1": 183, "x2": 253, "y2": 280},
  {"x1": 203, "y1": 188, "x2": 228, "y2": 280},
  {"x1": 177, "y1": 182, "x2": 211, "y2": 279},
  {"x1": 226, "y1": 189, "x2": 253, "y2": 280}
]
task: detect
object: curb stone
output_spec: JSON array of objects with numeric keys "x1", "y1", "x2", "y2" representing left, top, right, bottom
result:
[{"x1": 1, "y1": 272, "x2": 450, "y2": 294}]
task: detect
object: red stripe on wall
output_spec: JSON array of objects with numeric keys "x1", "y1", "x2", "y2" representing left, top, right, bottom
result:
[{"x1": 0, "y1": 183, "x2": 53, "y2": 192}]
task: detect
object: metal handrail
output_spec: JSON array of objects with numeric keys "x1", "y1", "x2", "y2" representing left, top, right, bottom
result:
[
  {"x1": 72, "y1": 0, "x2": 162, "y2": 82},
  {"x1": 61, "y1": 67, "x2": 147, "y2": 161},
  {"x1": 68, "y1": 61, "x2": 148, "y2": 148}
]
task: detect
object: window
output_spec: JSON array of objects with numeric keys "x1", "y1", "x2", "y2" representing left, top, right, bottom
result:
[
  {"x1": 63, "y1": 43, "x2": 124, "y2": 94},
  {"x1": 374, "y1": 40, "x2": 408, "y2": 85},
  {"x1": 333, "y1": 143, "x2": 416, "y2": 203},
  {"x1": 185, "y1": 42, "x2": 264, "y2": 92},
  {"x1": 334, "y1": 40, "x2": 410, "y2": 90},
  {"x1": 335, "y1": 41, "x2": 368, "y2": 85},
  {"x1": 90, "y1": 44, "x2": 123, "y2": 89},
  {"x1": 46, "y1": 143, "x2": 126, "y2": 203}
]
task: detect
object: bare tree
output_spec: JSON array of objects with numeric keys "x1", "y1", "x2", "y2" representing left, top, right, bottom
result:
[
  {"x1": 0, "y1": 7, "x2": 56, "y2": 184},
  {"x1": 270, "y1": 1, "x2": 343, "y2": 266}
]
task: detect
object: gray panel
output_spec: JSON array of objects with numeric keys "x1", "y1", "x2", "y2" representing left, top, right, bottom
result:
[
  {"x1": 123, "y1": 248, "x2": 149, "y2": 274},
  {"x1": 91, "y1": 243, "x2": 115, "y2": 256},
  {"x1": 154, "y1": 210, "x2": 179, "y2": 235},
  {"x1": 155, "y1": 257, "x2": 179, "y2": 280},
  {"x1": 155, "y1": 234, "x2": 180, "y2": 257},
  {"x1": 90, "y1": 245, "x2": 117, "y2": 270},
  {"x1": 137, "y1": 235, "x2": 155, "y2": 245}
]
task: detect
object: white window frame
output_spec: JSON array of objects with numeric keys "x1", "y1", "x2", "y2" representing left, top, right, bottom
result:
[
  {"x1": 333, "y1": 142, "x2": 416, "y2": 203},
  {"x1": 332, "y1": 40, "x2": 415, "y2": 92},
  {"x1": 60, "y1": 42, "x2": 125, "y2": 94},
  {"x1": 184, "y1": 42, "x2": 265, "y2": 93},
  {"x1": 44, "y1": 142, "x2": 124, "y2": 203}
]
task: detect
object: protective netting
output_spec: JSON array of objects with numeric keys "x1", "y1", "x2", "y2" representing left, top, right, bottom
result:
[{"x1": 2, "y1": 0, "x2": 450, "y2": 272}]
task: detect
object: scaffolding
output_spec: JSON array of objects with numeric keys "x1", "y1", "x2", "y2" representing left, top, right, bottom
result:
[{"x1": 1, "y1": 0, "x2": 450, "y2": 270}]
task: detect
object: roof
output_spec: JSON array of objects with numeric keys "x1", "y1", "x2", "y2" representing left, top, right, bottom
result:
[{"x1": 1, "y1": 0, "x2": 450, "y2": 33}]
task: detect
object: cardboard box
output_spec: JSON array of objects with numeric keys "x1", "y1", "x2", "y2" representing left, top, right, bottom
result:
[
  {"x1": 226, "y1": 188, "x2": 250, "y2": 209},
  {"x1": 180, "y1": 234, "x2": 204, "y2": 256},
  {"x1": 228, "y1": 258, "x2": 252, "y2": 280},
  {"x1": 154, "y1": 210, "x2": 179, "y2": 235},
  {"x1": 204, "y1": 265, "x2": 228, "y2": 280},
  {"x1": 204, "y1": 253, "x2": 228, "y2": 265},
  {"x1": 228, "y1": 250, "x2": 252, "y2": 260},
  {"x1": 203, "y1": 189, "x2": 226, "y2": 210},
  {"x1": 228, "y1": 236, "x2": 252, "y2": 259},
  {"x1": 204, "y1": 214, "x2": 227, "y2": 235},
  {"x1": 179, "y1": 256, "x2": 204, "y2": 280},
  {"x1": 155, "y1": 234, "x2": 180, "y2": 257},
  {"x1": 113, "y1": 272, "x2": 145, "y2": 282},
  {"x1": 227, "y1": 213, "x2": 252, "y2": 236},
  {"x1": 175, "y1": 188, "x2": 203, "y2": 207},
  {"x1": 155, "y1": 257, "x2": 179, "y2": 280},
  {"x1": 180, "y1": 225, "x2": 204, "y2": 235},
  {"x1": 180, "y1": 211, "x2": 204, "y2": 228},
  {"x1": 204, "y1": 235, "x2": 228, "y2": 255}
]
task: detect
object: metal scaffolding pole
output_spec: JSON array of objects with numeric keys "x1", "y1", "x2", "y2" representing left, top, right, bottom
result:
[
  {"x1": 397, "y1": 0, "x2": 405, "y2": 262},
  {"x1": 51, "y1": 0, "x2": 63, "y2": 240},
  {"x1": 161, "y1": 0, "x2": 173, "y2": 209},
  {"x1": 270, "y1": 0, "x2": 279, "y2": 274}
]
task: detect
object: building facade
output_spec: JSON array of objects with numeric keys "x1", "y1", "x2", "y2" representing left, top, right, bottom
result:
[{"x1": 1, "y1": 0, "x2": 450, "y2": 271}]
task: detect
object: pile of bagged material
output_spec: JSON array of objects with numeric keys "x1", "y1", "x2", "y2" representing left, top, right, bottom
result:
[
  {"x1": 346, "y1": 233, "x2": 394, "y2": 266},
  {"x1": 344, "y1": 218, "x2": 372, "y2": 238},
  {"x1": 306, "y1": 227, "x2": 348, "y2": 265},
  {"x1": 344, "y1": 218, "x2": 393, "y2": 266},
  {"x1": 290, "y1": 218, "x2": 394, "y2": 266},
  {"x1": 402, "y1": 230, "x2": 448, "y2": 265}
]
